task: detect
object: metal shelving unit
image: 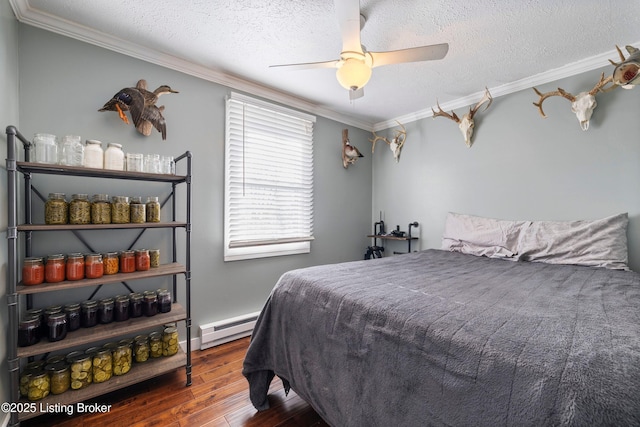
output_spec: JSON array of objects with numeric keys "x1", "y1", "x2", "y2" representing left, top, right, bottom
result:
[{"x1": 5, "y1": 125, "x2": 192, "y2": 425}]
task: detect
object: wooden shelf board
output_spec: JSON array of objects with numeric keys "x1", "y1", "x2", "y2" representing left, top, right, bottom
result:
[
  {"x1": 17, "y1": 161, "x2": 186, "y2": 183},
  {"x1": 18, "y1": 221, "x2": 187, "y2": 231},
  {"x1": 17, "y1": 304, "x2": 186, "y2": 358},
  {"x1": 18, "y1": 349, "x2": 188, "y2": 421},
  {"x1": 17, "y1": 263, "x2": 185, "y2": 295},
  {"x1": 367, "y1": 235, "x2": 419, "y2": 241}
]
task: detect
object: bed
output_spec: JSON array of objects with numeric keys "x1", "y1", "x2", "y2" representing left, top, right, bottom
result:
[{"x1": 242, "y1": 213, "x2": 640, "y2": 426}]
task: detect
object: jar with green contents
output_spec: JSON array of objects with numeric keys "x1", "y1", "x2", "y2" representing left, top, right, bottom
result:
[
  {"x1": 19, "y1": 361, "x2": 44, "y2": 398},
  {"x1": 129, "y1": 196, "x2": 146, "y2": 223},
  {"x1": 46, "y1": 362, "x2": 70, "y2": 395},
  {"x1": 149, "y1": 331, "x2": 163, "y2": 358},
  {"x1": 27, "y1": 370, "x2": 50, "y2": 401},
  {"x1": 111, "y1": 196, "x2": 130, "y2": 224},
  {"x1": 113, "y1": 340, "x2": 132, "y2": 375},
  {"x1": 134, "y1": 335, "x2": 150, "y2": 363},
  {"x1": 145, "y1": 196, "x2": 161, "y2": 222},
  {"x1": 92, "y1": 347, "x2": 113, "y2": 383},
  {"x1": 162, "y1": 326, "x2": 179, "y2": 357},
  {"x1": 91, "y1": 193, "x2": 111, "y2": 224},
  {"x1": 69, "y1": 353, "x2": 92, "y2": 390},
  {"x1": 45, "y1": 192, "x2": 68, "y2": 224},
  {"x1": 69, "y1": 193, "x2": 91, "y2": 224}
]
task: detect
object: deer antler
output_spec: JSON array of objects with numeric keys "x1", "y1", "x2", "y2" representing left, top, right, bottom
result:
[
  {"x1": 369, "y1": 131, "x2": 389, "y2": 153},
  {"x1": 532, "y1": 87, "x2": 576, "y2": 118},
  {"x1": 431, "y1": 100, "x2": 460, "y2": 123},
  {"x1": 588, "y1": 72, "x2": 615, "y2": 94},
  {"x1": 468, "y1": 87, "x2": 493, "y2": 120},
  {"x1": 608, "y1": 45, "x2": 627, "y2": 66}
]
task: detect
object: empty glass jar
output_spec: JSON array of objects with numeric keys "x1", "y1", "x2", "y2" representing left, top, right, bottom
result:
[
  {"x1": 33, "y1": 133, "x2": 57, "y2": 164},
  {"x1": 60, "y1": 135, "x2": 84, "y2": 166}
]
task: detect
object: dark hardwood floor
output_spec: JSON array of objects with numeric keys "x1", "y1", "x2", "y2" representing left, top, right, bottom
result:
[{"x1": 21, "y1": 337, "x2": 330, "y2": 427}]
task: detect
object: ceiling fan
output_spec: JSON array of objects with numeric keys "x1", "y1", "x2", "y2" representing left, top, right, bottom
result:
[{"x1": 270, "y1": 0, "x2": 449, "y2": 100}]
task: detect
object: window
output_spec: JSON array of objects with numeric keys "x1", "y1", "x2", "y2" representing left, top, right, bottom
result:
[{"x1": 224, "y1": 92, "x2": 315, "y2": 261}]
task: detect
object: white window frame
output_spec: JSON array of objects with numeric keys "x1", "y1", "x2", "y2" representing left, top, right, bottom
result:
[{"x1": 224, "y1": 92, "x2": 315, "y2": 261}]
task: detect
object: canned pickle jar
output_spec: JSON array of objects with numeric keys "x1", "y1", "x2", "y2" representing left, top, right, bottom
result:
[
  {"x1": 69, "y1": 193, "x2": 91, "y2": 224},
  {"x1": 91, "y1": 193, "x2": 111, "y2": 224},
  {"x1": 134, "y1": 335, "x2": 150, "y2": 363},
  {"x1": 92, "y1": 348, "x2": 113, "y2": 383},
  {"x1": 27, "y1": 371, "x2": 50, "y2": 401},
  {"x1": 162, "y1": 326, "x2": 179, "y2": 356},
  {"x1": 130, "y1": 196, "x2": 146, "y2": 223},
  {"x1": 69, "y1": 353, "x2": 92, "y2": 390},
  {"x1": 46, "y1": 362, "x2": 70, "y2": 395},
  {"x1": 22, "y1": 257, "x2": 44, "y2": 285},
  {"x1": 45, "y1": 193, "x2": 68, "y2": 225},
  {"x1": 149, "y1": 332, "x2": 163, "y2": 358},
  {"x1": 113, "y1": 341, "x2": 132, "y2": 376},
  {"x1": 145, "y1": 196, "x2": 161, "y2": 222},
  {"x1": 111, "y1": 196, "x2": 130, "y2": 224}
]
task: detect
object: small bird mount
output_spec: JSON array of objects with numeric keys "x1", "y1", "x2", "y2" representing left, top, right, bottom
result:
[
  {"x1": 99, "y1": 79, "x2": 178, "y2": 140},
  {"x1": 342, "y1": 129, "x2": 364, "y2": 168}
]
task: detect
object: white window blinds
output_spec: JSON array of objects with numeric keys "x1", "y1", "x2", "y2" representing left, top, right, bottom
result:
[{"x1": 224, "y1": 93, "x2": 315, "y2": 261}]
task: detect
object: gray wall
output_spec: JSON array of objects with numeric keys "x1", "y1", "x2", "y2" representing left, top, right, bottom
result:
[
  {"x1": 0, "y1": 0, "x2": 19, "y2": 419},
  {"x1": 11, "y1": 24, "x2": 373, "y2": 337},
  {"x1": 373, "y1": 67, "x2": 640, "y2": 270}
]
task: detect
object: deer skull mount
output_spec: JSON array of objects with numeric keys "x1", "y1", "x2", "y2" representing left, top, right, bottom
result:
[
  {"x1": 609, "y1": 44, "x2": 640, "y2": 88},
  {"x1": 369, "y1": 121, "x2": 407, "y2": 162},
  {"x1": 532, "y1": 73, "x2": 615, "y2": 131},
  {"x1": 432, "y1": 87, "x2": 493, "y2": 148}
]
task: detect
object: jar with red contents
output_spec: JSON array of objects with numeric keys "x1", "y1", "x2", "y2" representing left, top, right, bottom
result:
[
  {"x1": 65, "y1": 253, "x2": 85, "y2": 281},
  {"x1": 135, "y1": 249, "x2": 150, "y2": 271},
  {"x1": 84, "y1": 253, "x2": 104, "y2": 279},
  {"x1": 22, "y1": 257, "x2": 45, "y2": 285},
  {"x1": 119, "y1": 250, "x2": 135, "y2": 273},
  {"x1": 45, "y1": 254, "x2": 65, "y2": 283}
]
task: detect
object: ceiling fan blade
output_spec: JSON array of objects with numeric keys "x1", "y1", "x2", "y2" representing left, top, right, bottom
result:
[
  {"x1": 349, "y1": 87, "x2": 364, "y2": 101},
  {"x1": 370, "y1": 43, "x2": 449, "y2": 68},
  {"x1": 334, "y1": 0, "x2": 363, "y2": 54},
  {"x1": 269, "y1": 59, "x2": 340, "y2": 70}
]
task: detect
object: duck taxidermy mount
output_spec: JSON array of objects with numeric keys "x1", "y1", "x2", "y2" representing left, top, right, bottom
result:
[
  {"x1": 342, "y1": 128, "x2": 363, "y2": 168},
  {"x1": 99, "y1": 79, "x2": 178, "y2": 140}
]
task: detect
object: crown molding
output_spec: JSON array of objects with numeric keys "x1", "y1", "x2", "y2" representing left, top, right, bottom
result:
[
  {"x1": 372, "y1": 43, "x2": 640, "y2": 131},
  {"x1": 10, "y1": 0, "x2": 637, "y2": 134},
  {"x1": 9, "y1": 0, "x2": 375, "y2": 131}
]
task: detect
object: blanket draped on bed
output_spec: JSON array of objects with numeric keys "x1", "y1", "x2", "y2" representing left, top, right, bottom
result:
[{"x1": 242, "y1": 250, "x2": 640, "y2": 426}]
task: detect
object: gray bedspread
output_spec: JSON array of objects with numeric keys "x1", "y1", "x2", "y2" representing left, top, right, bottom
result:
[{"x1": 242, "y1": 249, "x2": 640, "y2": 426}]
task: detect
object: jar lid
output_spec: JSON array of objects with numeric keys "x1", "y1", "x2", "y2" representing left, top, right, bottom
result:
[
  {"x1": 129, "y1": 292, "x2": 143, "y2": 301},
  {"x1": 34, "y1": 133, "x2": 56, "y2": 140},
  {"x1": 135, "y1": 249, "x2": 149, "y2": 255},
  {"x1": 92, "y1": 194, "x2": 109, "y2": 202},
  {"x1": 71, "y1": 194, "x2": 89, "y2": 200},
  {"x1": 48, "y1": 193, "x2": 66, "y2": 199},
  {"x1": 115, "y1": 295, "x2": 130, "y2": 302},
  {"x1": 19, "y1": 316, "x2": 40, "y2": 326},
  {"x1": 47, "y1": 312, "x2": 67, "y2": 322},
  {"x1": 112, "y1": 195, "x2": 129, "y2": 203},
  {"x1": 86, "y1": 139, "x2": 102, "y2": 146},
  {"x1": 99, "y1": 297, "x2": 114, "y2": 305},
  {"x1": 47, "y1": 254, "x2": 65, "y2": 261},
  {"x1": 134, "y1": 334, "x2": 148, "y2": 342},
  {"x1": 85, "y1": 253, "x2": 103, "y2": 262},
  {"x1": 94, "y1": 347, "x2": 111, "y2": 357},
  {"x1": 85, "y1": 346, "x2": 101, "y2": 356},
  {"x1": 24, "y1": 360, "x2": 45, "y2": 372},
  {"x1": 81, "y1": 300, "x2": 98, "y2": 307},
  {"x1": 103, "y1": 342, "x2": 118, "y2": 350},
  {"x1": 62, "y1": 135, "x2": 81, "y2": 142},
  {"x1": 143, "y1": 290, "x2": 157, "y2": 296},
  {"x1": 69, "y1": 352, "x2": 91, "y2": 363},
  {"x1": 45, "y1": 305, "x2": 63, "y2": 314},
  {"x1": 67, "y1": 252, "x2": 84, "y2": 260},
  {"x1": 45, "y1": 355, "x2": 66, "y2": 365},
  {"x1": 107, "y1": 142, "x2": 123, "y2": 148},
  {"x1": 103, "y1": 251, "x2": 119, "y2": 258},
  {"x1": 120, "y1": 250, "x2": 135, "y2": 256},
  {"x1": 25, "y1": 308, "x2": 43, "y2": 316},
  {"x1": 149, "y1": 331, "x2": 162, "y2": 339},
  {"x1": 146, "y1": 196, "x2": 159, "y2": 202},
  {"x1": 130, "y1": 196, "x2": 142, "y2": 203},
  {"x1": 23, "y1": 257, "x2": 44, "y2": 265},
  {"x1": 119, "y1": 338, "x2": 134, "y2": 347},
  {"x1": 64, "y1": 303, "x2": 80, "y2": 310},
  {"x1": 164, "y1": 326, "x2": 177, "y2": 334},
  {"x1": 45, "y1": 362, "x2": 68, "y2": 374}
]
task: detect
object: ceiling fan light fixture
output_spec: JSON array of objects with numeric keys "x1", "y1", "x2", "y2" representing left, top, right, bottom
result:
[{"x1": 336, "y1": 57, "x2": 372, "y2": 91}]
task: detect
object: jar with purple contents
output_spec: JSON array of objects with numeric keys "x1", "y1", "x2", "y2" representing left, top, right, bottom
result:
[
  {"x1": 80, "y1": 300, "x2": 98, "y2": 328},
  {"x1": 18, "y1": 315, "x2": 41, "y2": 347},
  {"x1": 129, "y1": 292, "x2": 143, "y2": 318},
  {"x1": 47, "y1": 312, "x2": 67, "y2": 342},
  {"x1": 157, "y1": 289, "x2": 171, "y2": 313},
  {"x1": 142, "y1": 291, "x2": 157, "y2": 317},
  {"x1": 98, "y1": 298, "x2": 114, "y2": 324},
  {"x1": 114, "y1": 295, "x2": 130, "y2": 322},
  {"x1": 63, "y1": 303, "x2": 81, "y2": 331}
]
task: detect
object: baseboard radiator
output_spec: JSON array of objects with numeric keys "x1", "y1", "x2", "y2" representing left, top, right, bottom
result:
[{"x1": 199, "y1": 311, "x2": 260, "y2": 349}]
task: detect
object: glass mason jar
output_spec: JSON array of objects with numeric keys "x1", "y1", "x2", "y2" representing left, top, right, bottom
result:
[
  {"x1": 64, "y1": 302, "x2": 81, "y2": 331},
  {"x1": 119, "y1": 250, "x2": 136, "y2": 273},
  {"x1": 160, "y1": 155, "x2": 175, "y2": 174},
  {"x1": 144, "y1": 154, "x2": 161, "y2": 173},
  {"x1": 22, "y1": 257, "x2": 44, "y2": 285},
  {"x1": 142, "y1": 290, "x2": 158, "y2": 317},
  {"x1": 130, "y1": 196, "x2": 146, "y2": 223},
  {"x1": 45, "y1": 254, "x2": 66, "y2": 283},
  {"x1": 145, "y1": 196, "x2": 161, "y2": 223},
  {"x1": 114, "y1": 294, "x2": 130, "y2": 322},
  {"x1": 69, "y1": 193, "x2": 91, "y2": 224},
  {"x1": 45, "y1": 192, "x2": 68, "y2": 225},
  {"x1": 46, "y1": 362, "x2": 70, "y2": 395},
  {"x1": 111, "y1": 196, "x2": 130, "y2": 224},
  {"x1": 135, "y1": 249, "x2": 150, "y2": 271},
  {"x1": 104, "y1": 142, "x2": 125, "y2": 170},
  {"x1": 85, "y1": 253, "x2": 104, "y2": 279},
  {"x1": 25, "y1": 308, "x2": 45, "y2": 337},
  {"x1": 47, "y1": 311, "x2": 67, "y2": 342},
  {"x1": 80, "y1": 300, "x2": 98, "y2": 328},
  {"x1": 92, "y1": 347, "x2": 113, "y2": 384},
  {"x1": 91, "y1": 193, "x2": 111, "y2": 224},
  {"x1": 134, "y1": 335, "x2": 150, "y2": 363},
  {"x1": 33, "y1": 133, "x2": 57, "y2": 164},
  {"x1": 103, "y1": 251, "x2": 119, "y2": 274},
  {"x1": 129, "y1": 292, "x2": 143, "y2": 318},
  {"x1": 126, "y1": 153, "x2": 144, "y2": 172},
  {"x1": 98, "y1": 297, "x2": 114, "y2": 324},
  {"x1": 149, "y1": 332, "x2": 163, "y2": 358},
  {"x1": 162, "y1": 326, "x2": 179, "y2": 357},
  {"x1": 27, "y1": 370, "x2": 50, "y2": 401},
  {"x1": 83, "y1": 139, "x2": 104, "y2": 168},
  {"x1": 157, "y1": 288, "x2": 172, "y2": 313},
  {"x1": 18, "y1": 315, "x2": 41, "y2": 347},
  {"x1": 69, "y1": 353, "x2": 92, "y2": 390},
  {"x1": 60, "y1": 134, "x2": 84, "y2": 166},
  {"x1": 113, "y1": 341, "x2": 132, "y2": 376},
  {"x1": 149, "y1": 249, "x2": 160, "y2": 268},
  {"x1": 65, "y1": 252, "x2": 85, "y2": 281}
]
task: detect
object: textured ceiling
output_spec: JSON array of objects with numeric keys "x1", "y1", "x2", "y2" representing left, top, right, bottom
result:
[{"x1": 10, "y1": 0, "x2": 640, "y2": 129}]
